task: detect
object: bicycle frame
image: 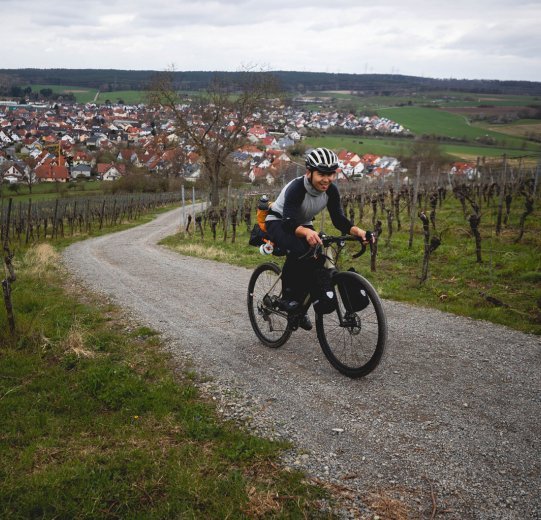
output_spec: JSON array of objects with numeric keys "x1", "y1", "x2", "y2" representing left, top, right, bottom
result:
[{"x1": 259, "y1": 249, "x2": 353, "y2": 330}]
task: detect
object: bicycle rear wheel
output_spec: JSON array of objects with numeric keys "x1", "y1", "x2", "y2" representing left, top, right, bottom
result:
[
  {"x1": 247, "y1": 262, "x2": 292, "y2": 348},
  {"x1": 316, "y1": 271, "x2": 387, "y2": 378}
]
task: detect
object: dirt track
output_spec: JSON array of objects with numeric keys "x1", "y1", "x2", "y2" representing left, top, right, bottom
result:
[{"x1": 63, "y1": 207, "x2": 540, "y2": 519}]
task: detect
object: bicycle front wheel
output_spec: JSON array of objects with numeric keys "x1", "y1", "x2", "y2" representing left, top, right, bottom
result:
[
  {"x1": 247, "y1": 262, "x2": 292, "y2": 348},
  {"x1": 316, "y1": 271, "x2": 387, "y2": 378}
]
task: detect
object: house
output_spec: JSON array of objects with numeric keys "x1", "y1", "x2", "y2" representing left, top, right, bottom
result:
[
  {"x1": 276, "y1": 136, "x2": 295, "y2": 149},
  {"x1": 247, "y1": 125, "x2": 267, "y2": 140},
  {"x1": 71, "y1": 150, "x2": 94, "y2": 166},
  {"x1": 449, "y1": 162, "x2": 479, "y2": 180},
  {"x1": 2, "y1": 161, "x2": 33, "y2": 184},
  {"x1": 337, "y1": 150, "x2": 361, "y2": 164},
  {"x1": 71, "y1": 164, "x2": 92, "y2": 179},
  {"x1": 117, "y1": 149, "x2": 137, "y2": 163},
  {"x1": 34, "y1": 162, "x2": 69, "y2": 182},
  {"x1": 0, "y1": 130, "x2": 12, "y2": 144},
  {"x1": 97, "y1": 163, "x2": 122, "y2": 181},
  {"x1": 261, "y1": 135, "x2": 278, "y2": 149},
  {"x1": 248, "y1": 166, "x2": 273, "y2": 184}
]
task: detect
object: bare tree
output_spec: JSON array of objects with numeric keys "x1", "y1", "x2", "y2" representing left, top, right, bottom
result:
[{"x1": 148, "y1": 69, "x2": 281, "y2": 207}]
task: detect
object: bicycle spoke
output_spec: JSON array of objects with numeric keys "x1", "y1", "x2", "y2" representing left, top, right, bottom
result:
[
  {"x1": 316, "y1": 271, "x2": 387, "y2": 378},
  {"x1": 248, "y1": 263, "x2": 292, "y2": 348}
]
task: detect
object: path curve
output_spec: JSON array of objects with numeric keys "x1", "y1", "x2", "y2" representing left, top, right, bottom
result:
[{"x1": 63, "y1": 208, "x2": 540, "y2": 519}]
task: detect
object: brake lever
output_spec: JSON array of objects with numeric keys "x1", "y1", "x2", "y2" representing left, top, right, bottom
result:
[{"x1": 352, "y1": 230, "x2": 373, "y2": 259}]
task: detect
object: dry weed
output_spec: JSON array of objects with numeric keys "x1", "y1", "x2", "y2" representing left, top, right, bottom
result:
[
  {"x1": 173, "y1": 243, "x2": 236, "y2": 263},
  {"x1": 60, "y1": 319, "x2": 95, "y2": 358},
  {"x1": 364, "y1": 488, "x2": 411, "y2": 520},
  {"x1": 22, "y1": 243, "x2": 59, "y2": 279},
  {"x1": 242, "y1": 485, "x2": 282, "y2": 517}
]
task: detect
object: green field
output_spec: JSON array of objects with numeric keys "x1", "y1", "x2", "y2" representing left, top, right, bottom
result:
[
  {"x1": 24, "y1": 84, "x2": 149, "y2": 105},
  {"x1": 23, "y1": 84, "x2": 98, "y2": 103},
  {"x1": 315, "y1": 90, "x2": 540, "y2": 109},
  {"x1": 377, "y1": 106, "x2": 538, "y2": 150},
  {"x1": 0, "y1": 179, "x2": 103, "y2": 202},
  {"x1": 305, "y1": 134, "x2": 537, "y2": 162}
]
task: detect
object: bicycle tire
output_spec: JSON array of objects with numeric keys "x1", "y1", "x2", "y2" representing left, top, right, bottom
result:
[
  {"x1": 316, "y1": 271, "x2": 387, "y2": 378},
  {"x1": 247, "y1": 262, "x2": 292, "y2": 348}
]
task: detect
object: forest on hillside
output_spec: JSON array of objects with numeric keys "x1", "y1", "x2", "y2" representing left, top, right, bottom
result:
[{"x1": 1, "y1": 68, "x2": 541, "y2": 96}]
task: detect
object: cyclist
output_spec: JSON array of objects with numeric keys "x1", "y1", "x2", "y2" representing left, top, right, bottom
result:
[{"x1": 265, "y1": 147, "x2": 371, "y2": 331}]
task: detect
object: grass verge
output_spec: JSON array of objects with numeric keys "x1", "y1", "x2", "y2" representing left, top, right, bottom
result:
[{"x1": 0, "y1": 215, "x2": 333, "y2": 518}]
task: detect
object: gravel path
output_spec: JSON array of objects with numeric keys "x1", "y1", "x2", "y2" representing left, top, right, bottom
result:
[{"x1": 63, "y1": 208, "x2": 540, "y2": 519}]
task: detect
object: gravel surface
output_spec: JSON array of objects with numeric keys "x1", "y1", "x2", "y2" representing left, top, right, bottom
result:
[{"x1": 63, "y1": 207, "x2": 540, "y2": 519}]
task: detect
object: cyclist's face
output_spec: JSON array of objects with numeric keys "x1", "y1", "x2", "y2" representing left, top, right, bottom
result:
[{"x1": 308, "y1": 170, "x2": 336, "y2": 192}]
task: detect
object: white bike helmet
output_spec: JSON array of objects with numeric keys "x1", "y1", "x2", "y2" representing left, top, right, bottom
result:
[{"x1": 305, "y1": 147, "x2": 338, "y2": 174}]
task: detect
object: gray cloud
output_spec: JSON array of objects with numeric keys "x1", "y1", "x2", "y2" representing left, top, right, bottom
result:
[
  {"x1": 1, "y1": 0, "x2": 540, "y2": 81},
  {"x1": 449, "y1": 23, "x2": 541, "y2": 59}
]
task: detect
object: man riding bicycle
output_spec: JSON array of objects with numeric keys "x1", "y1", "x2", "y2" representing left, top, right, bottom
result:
[{"x1": 265, "y1": 147, "x2": 371, "y2": 331}]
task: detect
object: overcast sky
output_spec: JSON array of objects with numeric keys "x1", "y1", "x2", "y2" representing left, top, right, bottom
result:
[{"x1": 2, "y1": 0, "x2": 540, "y2": 82}]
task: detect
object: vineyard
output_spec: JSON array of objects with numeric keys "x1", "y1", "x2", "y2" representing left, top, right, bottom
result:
[
  {"x1": 0, "y1": 191, "x2": 183, "y2": 334},
  {"x1": 163, "y1": 158, "x2": 540, "y2": 335},
  {"x1": 0, "y1": 192, "x2": 181, "y2": 243},
  {"x1": 1, "y1": 157, "x2": 539, "y2": 336}
]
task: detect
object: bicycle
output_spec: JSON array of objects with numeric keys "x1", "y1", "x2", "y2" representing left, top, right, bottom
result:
[{"x1": 247, "y1": 232, "x2": 387, "y2": 378}]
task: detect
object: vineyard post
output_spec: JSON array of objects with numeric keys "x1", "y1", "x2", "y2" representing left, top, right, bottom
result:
[
  {"x1": 496, "y1": 154, "x2": 506, "y2": 235},
  {"x1": 223, "y1": 180, "x2": 232, "y2": 242},
  {"x1": 2, "y1": 198, "x2": 16, "y2": 335},
  {"x1": 181, "y1": 184, "x2": 186, "y2": 232},
  {"x1": 408, "y1": 162, "x2": 421, "y2": 249},
  {"x1": 191, "y1": 186, "x2": 196, "y2": 233},
  {"x1": 419, "y1": 211, "x2": 430, "y2": 284},
  {"x1": 476, "y1": 157, "x2": 482, "y2": 210},
  {"x1": 52, "y1": 199, "x2": 59, "y2": 239},
  {"x1": 534, "y1": 155, "x2": 540, "y2": 197},
  {"x1": 17, "y1": 201, "x2": 22, "y2": 244},
  {"x1": 371, "y1": 220, "x2": 382, "y2": 272},
  {"x1": 71, "y1": 200, "x2": 77, "y2": 236},
  {"x1": 99, "y1": 199, "x2": 106, "y2": 229},
  {"x1": 25, "y1": 199, "x2": 32, "y2": 245},
  {"x1": 85, "y1": 199, "x2": 90, "y2": 233},
  {"x1": 385, "y1": 207, "x2": 393, "y2": 246}
]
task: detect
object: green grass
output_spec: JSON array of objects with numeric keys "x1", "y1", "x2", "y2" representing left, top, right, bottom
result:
[
  {"x1": 313, "y1": 90, "x2": 540, "y2": 109},
  {"x1": 162, "y1": 194, "x2": 541, "y2": 335},
  {"x1": 94, "y1": 90, "x2": 150, "y2": 105},
  {"x1": 1, "y1": 180, "x2": 104, "y2": 202},
  {"x1": 23, "y1": 84, "x2": 150, "y2": 105},
  {"x1": 24, "y1": 84, "x2": 99, "y2": 104},
  {"x1": 0, "y1": 215, "x2": 332, "y2": 518},
  {"x1": 304, "y1": 134, "x2": 535, "y2": 162},
  {"x1": 376, "y1": 107, "x2": 540, "y2": 151}
]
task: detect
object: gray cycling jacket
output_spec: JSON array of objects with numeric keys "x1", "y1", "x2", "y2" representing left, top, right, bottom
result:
[{"x1": 266, "y1": 175, "x2": 351, "y2": 234}]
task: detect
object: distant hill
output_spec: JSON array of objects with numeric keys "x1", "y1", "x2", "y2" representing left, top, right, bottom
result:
[{"x1": 1, "y1": 68, "x2": 541, "y2": 96}]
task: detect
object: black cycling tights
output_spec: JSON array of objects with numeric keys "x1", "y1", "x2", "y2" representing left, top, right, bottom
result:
[{"x1": 266, "y1": 221, "x2": 325, "y2": 302}]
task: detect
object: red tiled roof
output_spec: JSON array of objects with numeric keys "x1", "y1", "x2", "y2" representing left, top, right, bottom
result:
[{"x1": 35, "y1": 164, "x2": 69, "y2": 180}]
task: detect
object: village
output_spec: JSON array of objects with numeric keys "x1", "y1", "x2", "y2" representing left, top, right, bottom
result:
[{"x1": 0, "y1": 98, "x2": 475, "y2": 189}]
